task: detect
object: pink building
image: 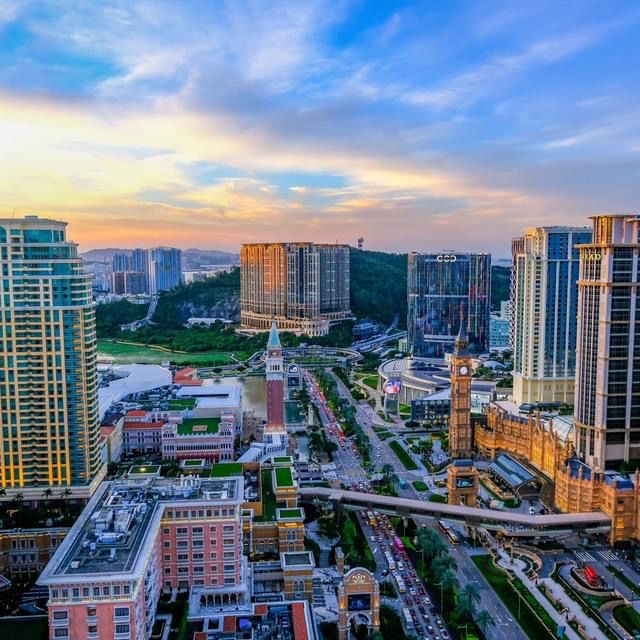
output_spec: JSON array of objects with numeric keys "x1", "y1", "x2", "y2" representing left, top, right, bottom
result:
[
  {"x1": 161, "y1": 412, "x2": 235, "y2": 462},
  {"x1": 265, "y1": 321, "x2": 285, "y2": 433},
  {"x1": 122, "y1": 410, "x2": 165, "y2": 455},
  {"x1": 39, "y1": 475, "x2": 247, "y2": 640}
]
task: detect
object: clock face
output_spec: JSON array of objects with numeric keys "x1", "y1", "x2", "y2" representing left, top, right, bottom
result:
[{"x1": 459, "y1": 366, "x2": 469, "y2": 375}]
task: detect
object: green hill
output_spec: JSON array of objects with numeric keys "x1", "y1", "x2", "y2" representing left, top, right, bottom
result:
[{"x1": 96, "y1": 251, "x2": 510, "y2": 344}]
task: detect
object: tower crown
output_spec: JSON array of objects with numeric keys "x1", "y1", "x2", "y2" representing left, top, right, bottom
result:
[
  {"x1": 267, "y1": 320, "x2": 282, "y2": 350},
  {"x1": 453, "y1": 321, "x2": 469, "y2": 357}
]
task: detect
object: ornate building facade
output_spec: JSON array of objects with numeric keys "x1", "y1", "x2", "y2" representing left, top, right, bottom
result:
[{"x1": 449, "y1": 326, "x2": 473, "y2": 458}]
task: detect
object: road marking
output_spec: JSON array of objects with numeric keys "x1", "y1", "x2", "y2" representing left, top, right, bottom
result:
[
  {"x1": 575, "y1": 551, "x2": 596, "y2": 563},
  {"x1": 597, "y1": 549, "x2": 618, "y2": 563}
]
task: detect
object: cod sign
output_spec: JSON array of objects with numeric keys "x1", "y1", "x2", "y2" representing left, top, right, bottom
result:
[{"x1": 436, "y1": 254, "x2": 457, "y2": 263}]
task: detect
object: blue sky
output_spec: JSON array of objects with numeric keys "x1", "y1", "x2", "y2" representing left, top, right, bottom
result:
[{"x1": 0, "y1": 0, "x2": 638, "y2": 255}]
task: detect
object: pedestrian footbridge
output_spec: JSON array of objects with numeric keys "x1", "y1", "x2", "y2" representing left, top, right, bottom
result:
[{"x1": 300, "y1": 487, "x2": 611, "y2": 538}]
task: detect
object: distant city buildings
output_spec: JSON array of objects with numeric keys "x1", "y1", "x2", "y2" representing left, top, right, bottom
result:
[
  {"x1": 240, "y1": 242, "x2": 351, "y2": 336},
  {"x1": 407, "y1": 252, "x2": 491, "y2": 357},
  {"x1": 489, "y1": 314, "x2": 510, "y2": 349},
  {"x1": 183, "y1": 265, "x2": 236, "y2": 283},
  {"x1": 106, "y1": 247, "x2": 183, "y2": 295},
  {"x1": 147, "y1": 247, "x2": 182, "y2": 294},
  {"x1": 574, "y1": 215, "x2": 640, "y2": 468},
  {"x1": 511, "y1": 226, "x2": 592, "y2": 405},
  {"x1": 0, "y1": 216, "x2": 104, "y2": 494}
]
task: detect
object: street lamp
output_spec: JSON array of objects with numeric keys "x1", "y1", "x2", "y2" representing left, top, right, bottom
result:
[{"x1": 435, "y1": 581, "x2": 444, "y2": 614}]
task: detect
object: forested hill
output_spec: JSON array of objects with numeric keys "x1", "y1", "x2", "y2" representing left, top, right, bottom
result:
[{"x1": 95, "y1": 252, "x2": 511, "y2": 338}]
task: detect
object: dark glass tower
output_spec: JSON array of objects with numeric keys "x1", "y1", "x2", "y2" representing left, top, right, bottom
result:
[{"x1": 408, "y1": 252, "x2": 491, "y2": 357}]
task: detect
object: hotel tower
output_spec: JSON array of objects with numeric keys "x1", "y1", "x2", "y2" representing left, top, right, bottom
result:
[{"x1": 0, "y1": 216, "x2": 103, "y2": 494}]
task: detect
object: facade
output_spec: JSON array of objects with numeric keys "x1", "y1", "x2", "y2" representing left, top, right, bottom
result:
[
  {"x1": 161, "y1": 413, "x2": 235, "y2": 462},
  {"x1": 448, "y1": 327, "x2": 473, "y2": 458},
  {"x1": 447, "y1": 459, "x2": 479, "y2": 507},
  {"x1": 408, "y1": 252, "x2": 491, "y2": 357},
  {"x1": 0, "y1": 528, "x2": 68, "y2": 580},
  {"x1": 574, "y1": 215, "x2": 640, "y2": 468},
  {"x1": 511, "y1": 226, "x2": 592, "y2": 405},
  {"x1": 39, "y1": 476, "x2": 247, "y2": 640},
  {"x1": 0, "y1": 216, "x2": 103, "y2": 493},
  {"x1": 240, "y1": 242, "x2": 351, "y2": 336},
  {"x1": 110, "y1": 271, "x2": 147, "y2": 296},
  {"x1": 147, "y1": 247, "x2": 182, "y2": 294},
  {"x1": 489, "y1": 314, "x2": 510, "y2": 349},
  {"x1": 265, "y1": 321, "x2": 285, "y2": 433},
  {"x1": 122, "y1": 411, "x2": 164, "y2": 455}
]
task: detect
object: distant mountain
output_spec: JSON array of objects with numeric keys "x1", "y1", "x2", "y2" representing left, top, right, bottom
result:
[{"x1": 81, "y1": 248, "x2": 239, "y2": 267}]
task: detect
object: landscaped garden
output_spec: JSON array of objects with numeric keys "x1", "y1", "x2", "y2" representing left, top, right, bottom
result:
[
  {"x1": 613, "y1": 605, "x2": 640, "y2": 636},
  {"x1": 412, "y1": 480, "x2": 429, "y2": 492},
  {"x1": 389, "y1": 440, "x2": 418, "y2": 470},
  {"x1": 97, "y1": 339, "x2": 235, "y2": 365}
]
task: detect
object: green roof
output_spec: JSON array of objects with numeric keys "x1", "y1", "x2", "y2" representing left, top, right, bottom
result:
[
  {"x1": 128, "y1": 464, "x2": 160, "y2": 475},
  {"x1": 167, "y1": 398, "x2": 197, "y2": 409},
  {"x1": 274, "y1": 466, "x2": 294, "y2": 488},
  {"x1": 273, "y1": 456, "x2": 293, "y2": 464},
  {"x1": 177, "y1": 417, "x2": 220, "y2": 435},
  {"x1": 183, "y1": 459, "x2": 205, "y2": 467},
  {"x1": 210, "y1": 462, "x2": 243, "y2": 477},
  {"x1": 278, "y1": 508, "x2": 303, "y2": 519}
]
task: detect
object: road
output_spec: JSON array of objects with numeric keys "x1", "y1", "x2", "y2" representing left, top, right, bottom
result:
[{"x1": 303, "y1": 367, "x2": 526, "y2": 640}]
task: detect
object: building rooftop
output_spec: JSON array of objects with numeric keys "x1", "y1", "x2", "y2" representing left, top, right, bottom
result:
[
  {"x1": 177, "y1": 417, "x2": 220, "y2": 435},
  {"x1": 274, "y1": 467, "x2": 295, "y2": 488},
  {"x1": 175, "y1": 383, "x2": 241, "y2": 406},
  {"x1": 39, "y1": 476, "x2": 242, "y2": 584},
  {"x1": 210, "y1": 462, "x2": 243, "y2": 477},
  {"x1": 281, "y1": 551, "x2": 315, "y2": 569},
  {"x1": 277, "y1": 508, "x2": 304, "y2": 521}
]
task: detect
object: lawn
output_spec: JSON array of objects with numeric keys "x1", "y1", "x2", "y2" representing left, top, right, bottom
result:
[
  {"x1": 177, "y1": 417, "x2": 220, "y2": 435},
  {"x1": 429, "y1": 494, "x2": 447, "y2": 503},
  {"x1": 613, "y1": 605, "x2": 640, "y2": 636},
  {"x1": 389, "y1": 440, "x2": 418, "y2": 470},
  {"x1": 608, "y1": 564, "x2": 640, "y2": 596},
  {"x1": 361, "y1": 374, "x2": 379, "y2": 388},
  {"x1": 279, "y1": 508, "x2": 303, "y2": 519},
  {"x1": 412, "y1": 480, "x2": 429, "y2": 492},
  {"x1": 274, "y1": 466, "x2": 294, "y2": 487},
  {"x1": 210, "y1": 462, "x2": 243, "y2": 477},
  {"x1": 472, "y1": 555, "x2": 556, "y2": 640},
  {"x1": 97, "y1": 339, "x2": 234, "y2": 365},
  {"x1": 167, "y1": 398, "x2": 197, "y2": 410},
  {"x1": 258, "y1": 469, "x2": 277, "y2": 522}
]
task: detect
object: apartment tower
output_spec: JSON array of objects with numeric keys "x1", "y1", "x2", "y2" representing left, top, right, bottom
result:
[
  {"x1": 511, "y1": 226, "x2": 592, "y2": 405},
  {"x1": 574, "y1": 215, "x2": 640, "y2": 468},
  {"x1": 0, "y1": 216, "x2": 103, "y2": 493},
  {"x1": 240, "y1": 242, "x2": 351, "y2": 336}
]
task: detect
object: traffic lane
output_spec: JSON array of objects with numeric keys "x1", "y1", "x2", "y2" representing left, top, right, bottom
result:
[{"x1": 357, "y1": 513, "x2": 451, "y2": 638}]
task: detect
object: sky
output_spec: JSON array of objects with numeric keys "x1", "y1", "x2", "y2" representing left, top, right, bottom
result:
[{"x1": 0, "y1": 0, "x2": 639, "y2": 256}]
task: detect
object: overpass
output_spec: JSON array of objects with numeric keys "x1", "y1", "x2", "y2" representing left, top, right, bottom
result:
[{"x1": 300, "y1": 487, "x2": 611, "y2": 538}]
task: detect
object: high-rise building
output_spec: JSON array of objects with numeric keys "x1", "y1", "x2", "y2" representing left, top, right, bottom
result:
[
  {"x1": 111, "y1": 252, "x2": 132, "y2": 272},
  {"x1": 574, "y1": 214, "x2": 640, "y2": 468},
  {"x1": 147, "y1": 247, "x2": 182, "y2": 294},
  {"x1": 240, "y1": 242, "x2": 351, "y2": 336},
  {"x1": 0, "y1": 216, "x2": 103, "y2": 493},
  {"x1": 265, "y1": 321, "x2": 285, "y2": 433},
  {"x1": 511, "y1": 226, "x2": 592, "y2": 405},
  {"x1": 407, "y1": 252, "x2": 491, "y2": 357}
]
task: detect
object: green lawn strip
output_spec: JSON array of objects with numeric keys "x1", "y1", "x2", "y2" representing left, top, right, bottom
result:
[
  {"x1": 503, "y1": 497, "x2": 521, "y2": 508},
  {"x1": 361, "y1": 375, "x2": 379, "y2": 388},
  {"x1": 389, "y1": 440, "x2": 418, "y2": 470},
  {"x1": 613, "y1": 605, "x2": 640, "y2": 636},
  {"x1": 257, "y1": 469, "x2": 277, "y2": 521},
  {"x1": 177, "y1": 417, "x2": 220, "y2": 435},
  {"x1": 412, "y1": 480, "x2": 428, "y2": 492},
  {"x1": 275, "y1": 466, "x2": 294, "y2": 487},
  {"x1": 97, "y1": 339, "x2": 233, "y2": 365},
  {"x1": 210, "y1": 462, "x2": 243, "y2": 477},
  {"x1": 428, "y1": 494, "x2": 447, "y2": 503},
  {"x1": 472, "y1": 555, "x2": 556, "y2": 640}
]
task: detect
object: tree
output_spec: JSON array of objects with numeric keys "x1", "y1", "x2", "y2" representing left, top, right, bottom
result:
[
  {"x1": 476, "y1": 609, "x2": 495, "y2": 635},
  {"x1": 439, "y1": 568, "x2": 459, "y2": 593},
  {"x1": 455, "y1": 582, "x2": 481, "y2": 621},
  {"x1": 42, "y1": 488, "x2": 53, "y2": 499},
  {"x1": 417, "y1": 529, "x2": 446, "y2": 563},
  {"x1": 381, "y1": 463, "x2": 394, "y2": 483},
  {"x1": 431, "y1": 552, "x2": 457, "y2": 580}
]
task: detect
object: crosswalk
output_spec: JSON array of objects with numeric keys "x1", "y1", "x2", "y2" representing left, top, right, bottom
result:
[
  {"x1": 574, "y1": 551, "x2": 596, "y2": 563},
  {"x1": 574, "y1": 549, "x2": 619, "y2": 564}
]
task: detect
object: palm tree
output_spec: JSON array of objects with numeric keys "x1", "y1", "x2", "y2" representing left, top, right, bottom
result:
[
  {"x1": 417, "y1": 529, "x2": 446, "y2": 562},
  {"x1": 381, "y1": 463, "x2": 394, "y2": 483},
  {"x1": 455, "y1": 583, "x2": 481, "y2": 621},
  {"x1": 14, "y1": 492, "x2": 24, "y2": 504},
  {"x1": 476, "y1": 609, "x2": 495, "y2": 636},
  {"x1": 0, "y1": 488, "x2": 6, "y2": 498},
  {"x1": 42, "y1": 488, "x2": 53, "y2": 500},
  {"x1": 431, "y1": 553, "x2": 458, "y2": 580}
]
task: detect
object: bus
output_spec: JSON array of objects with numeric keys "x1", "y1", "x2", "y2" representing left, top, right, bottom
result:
[
  {"x1": 384, "y1": 551, "x2": 396, "y2": 571},
  {"x1": 393, "y1": 535, "x2": 405, "y2": 552},
  {"x1": 584, "y1": 565, "x2": 600, "y2": 587},
  {"x1": 402, "y1": 608, "x2": 414, "y2": 630},
  {"x1": 394, "y1": 572, "x2": 407, "y2": 594},
  {"x1": 367, "y1": 511, "x2": 376, "y2": 527}
]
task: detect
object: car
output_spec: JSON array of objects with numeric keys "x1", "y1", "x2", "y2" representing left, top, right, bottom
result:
[
  {"x1": 427, "y1": 626, "x2": 435, "y2": 635},
  {"x1": 409, "y1": 588, "x2": 417, "y2": 596},
  {"x1": 441, "y1": 631, "x2": 449, "y2": 639},
  {"x1": 405, "y1": 596, "x2": 412, "y2": 606},
  {"x1": 418, "y1": 605, "x2": 426, "y2": 615},
  {"x1": 370, "y1": 535, "x2": 376, "y2": 542},
  {"x1": 436, "y1": 619, "x2": 444, "y2": 628}
]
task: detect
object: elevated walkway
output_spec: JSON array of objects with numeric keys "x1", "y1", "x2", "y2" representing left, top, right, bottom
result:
[{"x1": 300, "y1": 487, "x2": 610, "y2": 537}]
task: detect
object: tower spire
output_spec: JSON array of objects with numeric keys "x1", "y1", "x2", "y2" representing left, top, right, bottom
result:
[{"x1": 267, "y1": 319, "x2": 281, "y2": 350}]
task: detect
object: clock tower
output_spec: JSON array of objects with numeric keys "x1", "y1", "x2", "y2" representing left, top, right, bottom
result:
[
  {"x1": 265, "y1": 320, "x2": 285, "y2": 434},
  {"x1": 449, "y1": 323, "x2": 473, "y2": 458}
]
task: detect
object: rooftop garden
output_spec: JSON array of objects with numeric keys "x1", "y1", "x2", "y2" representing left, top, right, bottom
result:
[
  {"x1": 255, "y1": 469, "x2": 278, "y2": 522},
  {"x1": 278, "y1": 508, "x2": 303, "y2": 519},
  {"x1": 274, "y1": 466, "x2": 295, "y2": 488},
  {"x1": 177, "y1": 417, "x2": 220, "y2": 435},
  {"x1": 273, "y1": 456, "x2": 293, "y2": 464},
  {"x1": 167, "y1": 398, "x2": 197, "y2": 410},
  {"x1": 210, "y1": 462, "x2": 243, "y2": 477},
  {"x1": 182, "y1": 459, "x2": 205, "y2": 467},
  {"x1": 129, "y1": 464, "x2": 161, "y2": 475}
]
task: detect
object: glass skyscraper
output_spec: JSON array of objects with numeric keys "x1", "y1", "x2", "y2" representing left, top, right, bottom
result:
[
  {"x1": 407, "y1": 252, "x2": 491, "y2": 357},
  {"x1": 147, "y1": 247, "x2": 182, "y2": 294},
  {"x1": 511, "y1": 226, "x2": 592, "y2": 405},
  {"x1": 0, "y1": 216, "x2": 103, "y2": 491}
]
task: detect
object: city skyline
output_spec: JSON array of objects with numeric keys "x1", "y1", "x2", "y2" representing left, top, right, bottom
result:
[{"x1": 1, "y1": 1, "x2": 639, "y2": 253}]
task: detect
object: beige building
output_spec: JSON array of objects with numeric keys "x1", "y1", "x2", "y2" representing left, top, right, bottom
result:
[{"x1": 240, "y1": 242, "x2": 351, "y2": 336}]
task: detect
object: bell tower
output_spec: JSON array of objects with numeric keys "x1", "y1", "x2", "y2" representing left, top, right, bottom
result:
[
  {"x1": 265, "y1": 320, "x2": 285, "y2": 433},
  {"x1": 449, "y1": 323, "x2": 473, "y2": 458}
]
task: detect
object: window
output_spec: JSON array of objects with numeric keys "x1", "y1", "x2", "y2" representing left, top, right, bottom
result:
[
  {"x1": 87, "y1": 606, "x2": 96, "y2": 617},
  {"x1": 53, "y1": 611, "x2": 68, "y2": 620},
  {"x1": 54, "y1": 629, "x2": 68, "y2": 638},
  {"x1": 115, "y1": 624, "x2": 130, "y2": 634},
  {"x1": 114, "y1": 607, "x2": 129, "y2": 619}
]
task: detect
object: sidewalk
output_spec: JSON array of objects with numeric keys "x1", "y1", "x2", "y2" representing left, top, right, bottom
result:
[{"x1": 495, "y1": 549, "x2": 607, "y2": 640}]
